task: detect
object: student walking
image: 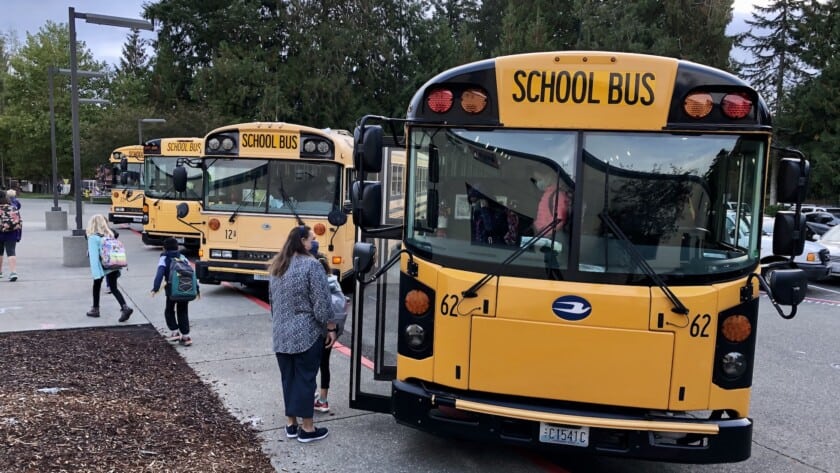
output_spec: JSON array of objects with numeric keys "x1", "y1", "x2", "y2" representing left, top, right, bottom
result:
[
  {"x1": 314, "y1": 254, "x2": 349, "y2": 413},
  {"x1": 151, "y1": 237, "x2": 197, "y2": 346},
  {"x1": 85, "y1": 214, "x2": 133, "y2": 321},
  {"x1": 268, "y1": 225, "x2": 336, "y2": 443},
  {"x1": 0, "y1": 192, "x2": 22, "y2": 282}
]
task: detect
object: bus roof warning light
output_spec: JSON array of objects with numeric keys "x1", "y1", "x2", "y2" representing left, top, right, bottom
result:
[
  {"x1": 683, "y1": 92, "x2": 713, "y2": 119},
  {"x1": 721, "y1": 93, "x2": 752, "y2": 119},
  {"x1": 427, "y1": 89, "x2": 454, "y2": 113}
]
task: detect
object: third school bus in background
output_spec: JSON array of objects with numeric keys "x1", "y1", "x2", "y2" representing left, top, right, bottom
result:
[
  {"x1": 108, "y1": 145, "x2": 145, "y2": 224},
  {"x1": 141, "y1": 137, "x2": 204, "y2": 249},
  {"x1": 349, "y1": 51, "x2": 810, "y2": 464},
  {"x1": 175, "y1": 122, "x2": 356, "y2": 286}
]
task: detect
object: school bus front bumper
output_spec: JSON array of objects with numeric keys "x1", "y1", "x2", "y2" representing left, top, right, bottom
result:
[
  {"x1": 195, "y1": 260, "x2": 269, "y2": 285},
  {"x1": 392, "y1": 380, "x2": 752, "y2": 464}
]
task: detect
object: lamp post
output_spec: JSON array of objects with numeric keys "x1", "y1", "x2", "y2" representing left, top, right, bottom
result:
[
  {"x1": 64, "y1": 6, "x2": 152, "y2": 267},
  {"x1": 138, "y1": 118, "x2": 166, "y2": 144},
  {"x1": 48, "y1": 66, "x2": 107, "y2": 212},
  {"x1": 68, "y1": 6, "x2": 153, "y2": 236}
]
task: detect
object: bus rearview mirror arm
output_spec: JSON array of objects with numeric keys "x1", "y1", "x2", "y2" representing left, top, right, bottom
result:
[
  {"x1": 743, "y1": 273, "x2": 798, "y2": 319},
  {"x1": 357, "y1": 248, "x2": 417, "y2": 286}
]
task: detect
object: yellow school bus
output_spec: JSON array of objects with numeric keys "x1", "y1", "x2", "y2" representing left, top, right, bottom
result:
[
  {"x1": 179, "y1": 122, "x2": 355, "y2": 285},
  {"x1": 349, "y1": 51, "x2": 810, "y2": 463},
  {"x1": 141, "y1": 138, "x2": 204, "y2": 248},
  {"x1": 108, "y1": 145, "x2": 145, "y2": 224}
]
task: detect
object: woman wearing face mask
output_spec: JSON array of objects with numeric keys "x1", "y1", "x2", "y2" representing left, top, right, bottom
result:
[{"x1": 531, "y1": 167, "x2": 570, "y2": 234}]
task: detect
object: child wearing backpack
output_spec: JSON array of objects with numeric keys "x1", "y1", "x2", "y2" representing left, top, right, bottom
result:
[
  {"x1": 314, "y1": 254, "x2": 349, "y2": 413},
  {"x1": 151, "y1": 237, "x2": 198, "y2": 346},
  {"x1": 85, "y1": 214, "x2": 133, "y2": 321}
]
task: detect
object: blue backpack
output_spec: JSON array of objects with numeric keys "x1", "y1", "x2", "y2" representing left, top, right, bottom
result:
[{"x1": 168, "y1": 255, "x2": 197, "y2": 301}]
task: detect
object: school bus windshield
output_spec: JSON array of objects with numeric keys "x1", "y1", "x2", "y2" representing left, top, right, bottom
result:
[
  {"x1": 145, "y1": 156, "x2": 203, "y2": 199},
  {"x1": 204, "y1": 159, "x2": 342, "y2": 216},
  {"x1": 405, "y1": 128, "x2": 764, "y2": 283}
]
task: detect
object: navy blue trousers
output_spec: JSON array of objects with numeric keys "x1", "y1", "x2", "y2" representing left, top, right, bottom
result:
[{"x1": 276, "y1": 337, "x2": 323, "y2": 418}]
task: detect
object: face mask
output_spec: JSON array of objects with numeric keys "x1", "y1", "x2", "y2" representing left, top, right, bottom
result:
[{"x1": 310, "y1": 240, "x2": 320, "y2": 256}]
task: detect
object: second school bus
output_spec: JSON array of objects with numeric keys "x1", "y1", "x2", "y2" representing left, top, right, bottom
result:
[
  {"x1": 176, "y1": 122, "x2": 356, "y2": 285},
  {"x1": 108, "y1": 145, "x2": 145, "y2": 224},
  {"x1": 141, "y1": 137, "x2": 204, "y2": 248},
  {"x1": 349, "y1": 51, "x2": 810, "y2": 463}
]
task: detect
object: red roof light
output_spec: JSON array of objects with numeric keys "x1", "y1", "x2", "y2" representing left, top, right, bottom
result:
[
  {"x1": 721, "y1": 93, "x2": 752, "y2": 119},
  {"x1": 427, "y1": 89, "x2": 454, "y2": 113}
]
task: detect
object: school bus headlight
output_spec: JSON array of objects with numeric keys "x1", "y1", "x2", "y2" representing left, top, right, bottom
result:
[
  {"x1": 405, "y1": 289, "x2": 430, "y2": 315},
  {"x1": 721, "y1": 314, "x2": 751, "y2": 343},
  {"x1": 427, "y1": 89, "x2": 454, "y2": 113},
  {"x1": 460, "y1": 88, "x2": 488, "y2": 114},
  {"x1": 221, "y1": 137, "x2": 235, "y2": 151},
  {"x1": 207, "y1": 138, "x2": 220, "y2": 150},
  {"x1": 313, "y1": 223, "x2": 326, "y2": 236},
  {"x1": 721, "y1": 352, "x2": 747, "y2": 378},
  {"x1": 208, "y1": 218, "x2": 221, "y2": 231},
  {"x1": 404, "y1": 324, "x2": 425, "y2": 348},
  {"x1": 210, "y1": 249, "x2": 234, "y2": 259},
  {"x1": 721, "y1": 93, "x2": 752, "y2": 119},
  {"x1": 683, "y1": 92, "x2": 713, "y2": 119}
]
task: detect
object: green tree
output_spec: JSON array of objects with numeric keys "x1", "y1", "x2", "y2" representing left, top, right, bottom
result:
[
  {"x1": 0, "y1": 22, "x2": 108, "y2": 187},
  {"x1": 734, "y1": 0, "x2": 812, "y2": 114}
]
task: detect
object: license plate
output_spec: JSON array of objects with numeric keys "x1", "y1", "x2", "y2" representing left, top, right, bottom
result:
[
  {"x1": 539, "y1": 423, "x2": 589, "y2": 447},
  {"x1": 253, "y1": 273, "x2": 270, "y2": 281}
]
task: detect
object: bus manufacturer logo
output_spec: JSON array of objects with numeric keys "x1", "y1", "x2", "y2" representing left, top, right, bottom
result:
[
  {"x1": 261, "y1": 223, "x2": 271, "y2": 230},
  {"x1": 551, "y1": 295, "x2": 592, "y2": 321}
]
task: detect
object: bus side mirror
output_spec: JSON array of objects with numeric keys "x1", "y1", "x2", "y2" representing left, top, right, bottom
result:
[
  {"x1": 176, "y1": 202, "x2": 190, "y2": 219},
  {"x1": 173, "y1": 166, "x2": 188, "y2": 193},
  {"x1": 766, "y1": 268, "x2": 807, "y2": 306},
  {"x1": 328, "y1": 208, "x2": 348, "y2": 227},
  {"x1": 773, "y1": 212, "x2": 805, "y2": 256},
  {"x1": 351, "y1": 181, "x2": 382, "y2": 228},
  {"x1": 354, "y1": 125, "x2": 383, "y2": 174},
  {"x1": 353, "y1": 242, "x2": 376, "y2": 275},
  {"x1": 777, "y1": 156, "x2": 810, "y2": 203},
  {"x1": 120, "y1": 157, "x2": 128, "y2": 172}
]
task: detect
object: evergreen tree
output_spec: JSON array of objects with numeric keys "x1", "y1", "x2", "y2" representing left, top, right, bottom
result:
[{"x1": 734, "y1": 0, "x2": 812, "y2": 114}]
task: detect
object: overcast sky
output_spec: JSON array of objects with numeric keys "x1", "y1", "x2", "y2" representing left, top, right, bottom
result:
[{"x1": 2, "y1": 0, "x2": 764, "y2": 67}]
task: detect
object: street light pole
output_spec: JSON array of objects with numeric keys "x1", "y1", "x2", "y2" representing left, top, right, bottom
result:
[
  {"x1": 138, "y1": 118, "x2": 166, "y2": 144},
  {"x1": 63, "y1": 6, "x2": 153, "y2": 266},
  {"x1": 48, "y1": 66, "x2": 59, "y2": 211}
]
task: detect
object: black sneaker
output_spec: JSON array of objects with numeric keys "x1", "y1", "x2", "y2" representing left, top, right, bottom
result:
[
  {"x1": 285, "y1": 424, "x2": 298, "y2": 438},
  {"x1": 118, "y1": 306, "x2": 133, "y2": 322},
  {"x1": 297, "y1": 426, "x2": 328, "y2": 443}
]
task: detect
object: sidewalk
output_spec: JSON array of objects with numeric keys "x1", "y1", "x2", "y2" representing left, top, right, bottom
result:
[{"x1": 0, "y1": 198, "x2": 395, "y2": 473}]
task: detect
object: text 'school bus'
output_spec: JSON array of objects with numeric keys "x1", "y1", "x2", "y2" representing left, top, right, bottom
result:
[
  {"x1": 176, "y1": 122, "x2": 356, "y2": 286},
  {"x1": 348, "y1": 51, "x2": 811, "y2": 464},
  {"x1": 141, "y1": 137, "x2": 204, "y2": 249},
  {"x1": 108, "y1": 145, "x2": 145, "y2": 224}
]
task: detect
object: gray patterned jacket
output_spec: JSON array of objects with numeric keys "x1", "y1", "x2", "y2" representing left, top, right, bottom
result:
[{"x1": 269, "y1": 254, "x2": 332, "y2": 354}]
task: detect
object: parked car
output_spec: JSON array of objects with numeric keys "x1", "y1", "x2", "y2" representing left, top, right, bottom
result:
[
  {"x1": 761, "y1": 217, "x2": 831, "y2": 281},
  {"x1": 804, "y1": 211, "x2": 840, "y2": 239},
  {"x1": 813, "y1": 224, "x2": 840, "y2": 278}
]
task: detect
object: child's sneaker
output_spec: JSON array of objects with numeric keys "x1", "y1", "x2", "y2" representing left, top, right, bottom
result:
[
  {"x1": 314, "y1": 399, "x2": 330, "y2": 413},
  {"x1": 297, "y1": 426, "x2": 328, "y2": 443},
  {"x1": 9, "y1": 272, "x2": 17, "y2": 282},
  {"x1": 285, "y1": 424, "x2": 299, "y2": 438},
  {"x1": 179, "y1": 336, "x2": 192, "y2": 347},
  {"x1": 166, "y1": 331, "x2": 181, "y2": 342}
]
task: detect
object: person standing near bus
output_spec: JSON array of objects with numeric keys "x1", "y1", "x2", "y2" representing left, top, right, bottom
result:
[
  {"x1": 268, "y1": 225, "x2": 337, "y2": 443},
  {"x1": 85, "y1": 214, "x2": 133, "y2": 321},
  {"x1": 313, "y1": 253, "x2": 349, "y2": 413},
  {"x1": 151, "y1": 237, "x2": 197, "y2": 346},
  {"x1": 0, "y1": 192, "x2": 21, "y2": 281}
]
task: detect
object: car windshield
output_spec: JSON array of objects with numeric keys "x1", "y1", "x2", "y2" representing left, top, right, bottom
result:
[{"x1": 404, "y1": 128, "x2": 765, "y2": 284}]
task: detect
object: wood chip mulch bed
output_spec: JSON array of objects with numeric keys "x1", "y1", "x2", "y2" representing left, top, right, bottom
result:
[{"x1": 0, "y1": 325, "x2": 275, "y2": 472}]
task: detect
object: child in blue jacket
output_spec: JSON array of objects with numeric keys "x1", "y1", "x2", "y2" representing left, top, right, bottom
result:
[{"x1": 151, "y1": 237, "x2": 198, "y2": 346}]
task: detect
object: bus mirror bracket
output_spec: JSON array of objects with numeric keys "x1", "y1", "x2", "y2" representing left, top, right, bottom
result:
[{"x1": 744, "y1": 271, "x2": 805, "y2": 319}]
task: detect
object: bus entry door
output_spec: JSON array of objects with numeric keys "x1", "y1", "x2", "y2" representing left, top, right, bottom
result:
[{"x1": 349, "y1": 234, "x2": 401, "y2": 414}]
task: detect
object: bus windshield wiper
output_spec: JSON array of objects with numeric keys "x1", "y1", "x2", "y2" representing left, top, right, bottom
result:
[
  {"x1": 599, "y1": 212, "x2": 689, "y2": 315},
  {"x1": 229, "y1": 176, "x2": 258, "y2": 223},
  {"x1": 461, "y1": 217, "x2": 562, "y2": 298},
  {"x1": 277, "y1": 174, "x2": 305, "y2": 226}
]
